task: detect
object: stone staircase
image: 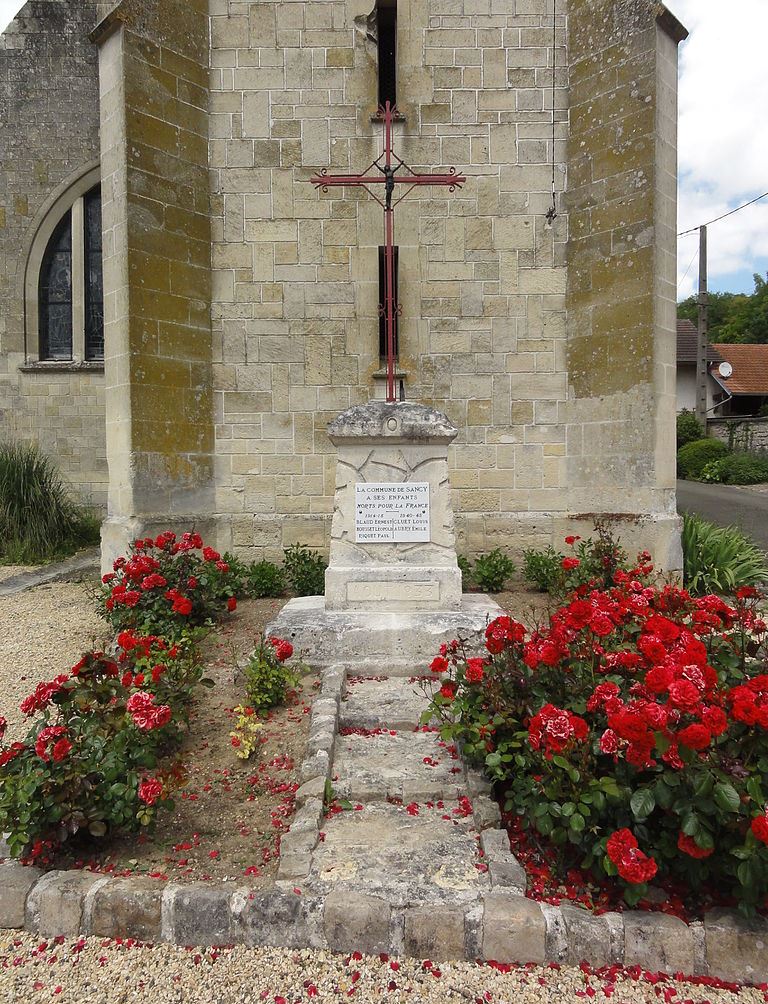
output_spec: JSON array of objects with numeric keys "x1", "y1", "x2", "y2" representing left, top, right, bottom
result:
[{"x1": 276, "y1": 658, "x2": 528, "y2": 957}]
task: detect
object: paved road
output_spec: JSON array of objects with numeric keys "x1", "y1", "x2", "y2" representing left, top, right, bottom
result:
[{"x1": 677, "y1": 479, "x2": 768, "y2": 548}]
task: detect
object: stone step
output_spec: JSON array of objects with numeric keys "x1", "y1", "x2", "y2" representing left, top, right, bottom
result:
[
  {"x1": 332, "y1": 728, "x2": 466, "y2": 802},
  {"x1": 265, "y1": 594, "x2": 502, "y2": 670},
  {"x1": 341, "y1": 676, "x2": 437, "y2": 730},
  {"x1": 308, "y1": 800, "x2": 488, "y2": 908}
]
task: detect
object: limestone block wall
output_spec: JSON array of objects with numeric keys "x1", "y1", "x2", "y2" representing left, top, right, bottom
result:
[
  {"x1": 210, "y1": 0, "x2": 571, "y2": 562},
  {"x1": 0, "y1": 1, "x2": 107, "y2": 508},
  {"x1": 94, "y1": 0, "x2": 215, "y2": 561},
  {"x1": 563, "y1": 0, "x2": 686, "y2": 566}
]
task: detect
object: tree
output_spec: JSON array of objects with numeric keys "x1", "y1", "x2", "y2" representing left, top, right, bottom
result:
[{"x1": 678, "y1": 274, "x2": 768, "y2": 344}]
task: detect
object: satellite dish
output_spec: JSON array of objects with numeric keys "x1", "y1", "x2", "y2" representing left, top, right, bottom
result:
[{"x1": 718, "y1": 362, "x2": 733, "y2": 379}]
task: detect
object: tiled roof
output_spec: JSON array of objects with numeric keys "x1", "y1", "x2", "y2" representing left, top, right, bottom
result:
[
  {"x1": 676, "y1": 319, "x2": 724, "y2": 363},
  {"x1": 710, "y1": 343, "x2": 768, "y2": 396}
]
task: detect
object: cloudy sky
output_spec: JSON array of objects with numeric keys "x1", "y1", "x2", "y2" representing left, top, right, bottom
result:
[{"x1": 1, "y1": 0, "x2": 766, "y2": 300}]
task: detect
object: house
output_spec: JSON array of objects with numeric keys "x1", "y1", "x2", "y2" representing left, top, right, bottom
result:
[
  {"x1": 0, "y1": 0, "x2": 689, "y2": 572},
  {"x1": 676, "y1": 318, "x2": 723, "y2": 413},
  {"x1": 709, "y1": 343, "x2": 768, "y2": 417}
]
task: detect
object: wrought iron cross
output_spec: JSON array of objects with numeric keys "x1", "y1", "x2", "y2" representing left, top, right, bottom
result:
[{"x1": 310, "y1": 101, "x2": 467, "y2": 403}]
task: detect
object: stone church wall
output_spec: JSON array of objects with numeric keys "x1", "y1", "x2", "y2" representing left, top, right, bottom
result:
[
  {"x1": 210, "y1": 0, "x2": 572, "y2": 562},
  {"x1": 94, "y1": 0, "x2": 215, "y2": 560},
  {"x1": 0, "y1": 1, "x2": 107, "y2": 508}
]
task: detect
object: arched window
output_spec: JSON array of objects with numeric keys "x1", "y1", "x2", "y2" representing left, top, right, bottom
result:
[{"x1": 24, "y1": 165, "x2": 104, "y2": 365}]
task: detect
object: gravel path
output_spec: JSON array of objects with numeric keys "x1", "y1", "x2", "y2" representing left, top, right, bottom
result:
[
  {"x1": 0, "y1": 565, "x2": 36, "y2": 585},
  {"x1": 0, "y1": 580, "x2": 106, "y2": 742},
  {"x1": 0, "y1": 932, "x2": 763, "y2": 1004}
]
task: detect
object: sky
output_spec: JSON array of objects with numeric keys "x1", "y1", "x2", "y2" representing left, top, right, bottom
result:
[{"x1": 1, "y1": 0, "x2": 766, "y2": 301}]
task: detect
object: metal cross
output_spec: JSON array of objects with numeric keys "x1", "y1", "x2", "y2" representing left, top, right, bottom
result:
[{"x1": 310, "y1": 101, "x2": 467, "y2": 403}]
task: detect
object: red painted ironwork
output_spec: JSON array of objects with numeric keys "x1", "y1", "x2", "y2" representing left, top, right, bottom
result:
[{"x1": 310, "y1": 101, "x2": 467, "y2": 403}]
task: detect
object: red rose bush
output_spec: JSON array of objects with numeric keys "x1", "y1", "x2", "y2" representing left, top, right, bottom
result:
[
  {"x1": 99, "y1": 531, "x2": 241, "y2": 639},
  {"x1": 426, "y1": 561, "x2": 768, "y2": 913},
  {"x1": 0, "y1": 631, "x2": 213, "y2": 862}
]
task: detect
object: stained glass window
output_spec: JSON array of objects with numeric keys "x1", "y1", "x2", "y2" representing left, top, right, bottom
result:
[
  {"x1": 39, "y1": 211, "x2": 73, "y2": 361},
  {"x1": 37, "y1": 184, "x2": 103, "y2": 362},
  {"x1": 84, "y1": 187, "x2": 104, "y2": 361}
]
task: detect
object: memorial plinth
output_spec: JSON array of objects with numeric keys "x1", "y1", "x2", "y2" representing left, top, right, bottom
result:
[
  {"x1": 265, "y1": 401, "x2": 501, "y2": 670},
  {"x1": 324, "y1": 402, "x2": 462, "y2": 612}
]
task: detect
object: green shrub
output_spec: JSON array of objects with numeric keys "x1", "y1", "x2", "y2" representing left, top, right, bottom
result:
[
  {"x1": 719, "y1": 452, "x2": 768, "y2": 485},
  {"x1": 457, "y1": 555, "x2": 473, "y2": 590},
  {"x1": 681, "y1": 512, "x2": 768, "y2": 595},
  {"x1": 283, "y1": 544, "x2": 327, "y2": 596},
  {"x1": 677, "y1": 438, "x2": 729, "y2": 480},
  {"x1": 521, "y1": 525, "x2": 635, "y2": 597},
  {"x1": 522, "y1": 545, "x2": 562, "y2": 592},
  {"x1": 472, "y1": 549, "x2": 516, "y2": 593},
  {"x1": 0, "y1": 441, "x2": 100, "y2": 563},
  {"x1": 245, "y1": 560, "x2": 286, "y2": 598},
  {"x1": 699, "y1": 459, "x2": 727, "y2": 483},
  {"x1": 243, "y1": 635, "x2": 297, "y2": 712},
  {"x1": 677, "y1": 408, "x2": 704, "y2": 449}
]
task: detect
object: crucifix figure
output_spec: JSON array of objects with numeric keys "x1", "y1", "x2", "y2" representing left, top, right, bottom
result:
[{"x1": 310, "y1": 101, "x2": 467, "y2": 403}]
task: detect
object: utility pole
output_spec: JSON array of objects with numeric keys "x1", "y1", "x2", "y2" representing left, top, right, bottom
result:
[{"x1": 695, "y1": 225, "x2": 709, "y2": 426}]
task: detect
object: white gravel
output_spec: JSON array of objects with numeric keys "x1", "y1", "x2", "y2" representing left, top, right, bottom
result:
[
  {"x1": 0, "y1": 580, "x2": 107, "y2": 742},
  {"x1": 0, "y1": 932, "x2": 763, "y2": 1004}
]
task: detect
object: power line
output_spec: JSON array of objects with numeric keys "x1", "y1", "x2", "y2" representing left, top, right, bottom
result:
[
  {"x1": 678, "y1": 190, "x2": 768, "y2": 237},
  {"x1": 679, "y1": 245, "x2": 699, "y2": 286}
]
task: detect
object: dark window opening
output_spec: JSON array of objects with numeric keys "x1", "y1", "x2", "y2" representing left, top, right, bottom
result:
[
  {"x1": 378, "y1": 244, "x2": 399, "y2": 363},
  {"x1": 377, "y1": 2, "x2": 397, "y2": 108},
  {"x1": 39, "y1": 211, "x2": 73, "y2": 361},
  {"x1": 84, "y1": 186, "x2": 104, "y2": 361}
]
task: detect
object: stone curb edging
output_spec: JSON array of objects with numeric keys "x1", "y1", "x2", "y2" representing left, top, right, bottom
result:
[
  {"x1": 3, "y1": 667, "x2": 768, "y2": 983},
  {"x1": 0, "y1": 548, "x2": 100, "y2": 597},
  {"x1": 2, "y1": 858, "x2": 768, "y2": 981}
]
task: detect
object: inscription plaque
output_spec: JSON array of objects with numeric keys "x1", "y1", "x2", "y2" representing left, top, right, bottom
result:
[{"x1": 355, "y1": 482, "x2": 430, "y2": 543}]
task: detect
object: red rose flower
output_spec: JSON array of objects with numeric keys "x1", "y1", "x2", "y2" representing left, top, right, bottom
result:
[
  {"x1": 701, "y1": 705, "x2": 728, "y2": 737},
  {"x1": 751, "y1": 813, "x2": 768, "y2": 845},
  {"x1": 430, "y1": 656, "x2": 449, "y2": 674},
  {"x1": 0, "y1": 743, "x2": 25, "y2": 767},
  {"x1": 51, "y1": 738, "x2": 72, "y2": 763},
  {"x1": 138, "y1": 777, "x2": 164, "y2": 806},
  {"x1": 34, "y1": 726, "x2": 69, "y2": 764},
  {"x1": 171, "y1": 595, "x2": 193, "y2": 616},
  {"x1": 677, "y1": 832, "x2": 713, "y2": 859},
  {"x1": 668, "y1": 679, "x2": 701, "y2": 712},
  {"x1": 599, "y1": 729, "x2": 619, "y2": 754},
  {"x1": 465, "y1": 658, "x2": 485, "y2": 684},
  {"x1": 606, "y1": 828, "x2": 657, "y2": 884},
  {"x1": 564, "y1": 535, "x2": 581, "y2": 545},
  {"x1": 440, "y1": 681, "x2": 456, "y2": 701},
  {"x1": 227, "y1": 596, "x2": 237, "y2": 612},
  {"x1": 677, "y1": 723, "x2": 711, "y2": 751},
  {"x1": 562, "y1": 557, "x2": 580, "y2": 571},
  {"x1": 126, "y1": 692, "x2": 172, "y2": 732}
]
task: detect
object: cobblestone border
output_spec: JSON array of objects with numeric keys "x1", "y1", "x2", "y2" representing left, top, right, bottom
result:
[
  {"x1": 3, "y1": 856, "x2": 768, "y2": 981},
  {"x1": 2, "y1": 664, "x2": 768, "y2": 983}
]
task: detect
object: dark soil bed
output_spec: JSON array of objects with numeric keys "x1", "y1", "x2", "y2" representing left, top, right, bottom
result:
[{"x1": 52, "y1": 597, "x2": 318, "y2": 885}]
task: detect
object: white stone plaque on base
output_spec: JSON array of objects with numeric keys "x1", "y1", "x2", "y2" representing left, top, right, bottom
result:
[{"x1": 355, "y1": 482, "x2": 430, "y2": 543}]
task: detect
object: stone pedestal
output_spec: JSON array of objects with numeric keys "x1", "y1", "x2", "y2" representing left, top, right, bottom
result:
[
  {"x1": 266, "y1": 401, "x2": 502, "y2": 670},
  {"x1": 324, "y1": 402, "x2": 462, "y2": 612}
]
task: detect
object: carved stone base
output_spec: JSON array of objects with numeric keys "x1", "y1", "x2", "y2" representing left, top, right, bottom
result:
[{"x1": 325, "y1": 401, "x2": 462, "y2": 612}]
